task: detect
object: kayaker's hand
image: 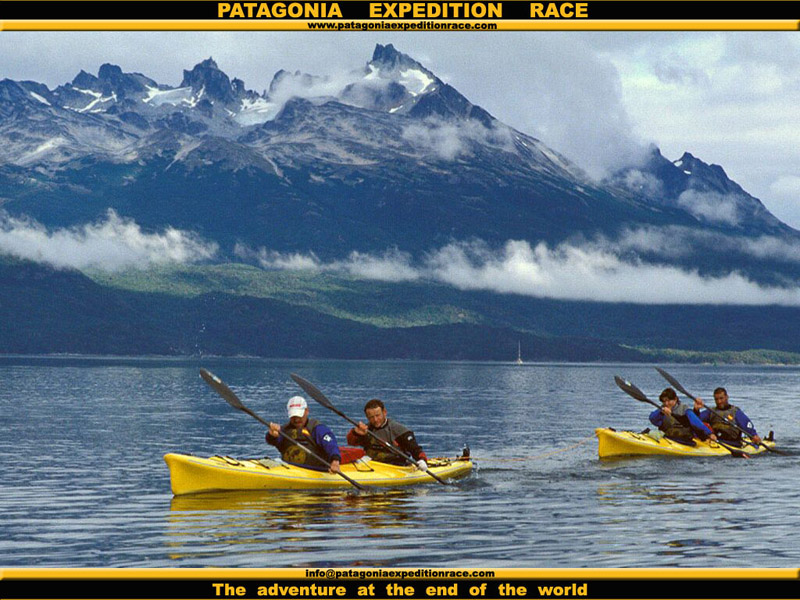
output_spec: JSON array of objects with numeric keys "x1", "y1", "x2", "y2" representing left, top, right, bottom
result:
[
  {"x1": 355, "y1": 421, "x2": 369, "y2": 436},
  {"x1": 751, "y1": 434, "x2": 762, "y2": 445},
  {"x1": 268, "y1": 422, "x2": 281, "y2": 438},
  {"x1": 709, "y1": 433, "x2": 718, "y2": 442},
  {"x1": 328, "y1": 459, "x2": 341, "y2": 474},
  {"x1": 694, "y1": 398, "x2": 705, "y2": 410},
  {"x1": 416, "y1": 459, "x2": 428, "y2": 472},
  {"x1": 661, "y1": 406, "x2": 672, "y2": 416}
]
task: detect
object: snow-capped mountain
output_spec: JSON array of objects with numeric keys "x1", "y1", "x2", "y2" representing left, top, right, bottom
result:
[
  {"x1": 0, "y1": 44, "x2": 797, "y2": 283},
  {"x1": 609, "y1": 147, "x2": 786, "y2": 236}
]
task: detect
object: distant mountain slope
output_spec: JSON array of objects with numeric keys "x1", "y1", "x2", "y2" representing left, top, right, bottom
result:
[
  {"x1": 4, "y1": 259, "x2": 800, "y2": 360},
  {"x1": 0, "y1": 258, "x2": 650, "y2": 361}
]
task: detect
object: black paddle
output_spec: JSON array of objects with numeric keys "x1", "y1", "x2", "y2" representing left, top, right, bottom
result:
[
  {"x1": 613, "y1": 375, "x2": 750, "y2": 458},
  {"x1": 290, "y1": 373, "x2": 453, "y2": 486},
  {"x1": 655, "y1": 367, "x2": 784, "y2": 455},
  {"x1": 199, "y1": 368, "x2": 366, "y2": 491}
]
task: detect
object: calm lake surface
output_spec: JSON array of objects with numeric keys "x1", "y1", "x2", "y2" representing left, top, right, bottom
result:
[{"x1": 2, "y1": 357, "x2": 798, "y2": 568}]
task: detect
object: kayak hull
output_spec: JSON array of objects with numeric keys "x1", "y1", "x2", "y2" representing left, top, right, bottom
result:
[
  {"x1": 164, "y1": 453, "x2": 473, "y2": 495},
  {"x1": 596, "y1": 427, "x2": 775, "y2": 458}
]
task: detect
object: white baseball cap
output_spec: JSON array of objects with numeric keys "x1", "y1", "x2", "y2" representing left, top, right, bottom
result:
[{"x1": 287, "y1": 396, "x2": 308, "y2": 418}]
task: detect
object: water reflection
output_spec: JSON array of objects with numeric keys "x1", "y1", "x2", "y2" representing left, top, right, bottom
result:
[
  {"x1": 595, "y1": 482, "x2": 743, "y2": 506},
  {"x1": 166, "y1": 489, "x2": 424, "y2": 564}
]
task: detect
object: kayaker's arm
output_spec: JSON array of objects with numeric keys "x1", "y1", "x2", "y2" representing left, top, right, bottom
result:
[
  {"x1": 686, "y1": 410, "x2": 715, "y2": 439},
  {"x1": 312, "y1": 423, "x2": 342, "y2": 464},
  {"x1": 734, "y1": 409, "x2": 761, "y2": 443},
  {"x1": 648, "y1": 408, "x2": 665, "y2": 427},
  {"x1": 266, "y1": 422, "x2": 287, "y2": 451},
  {"x1": 346, "y1": 423, "x2": 368, "y2": 446},
  {"x1": 394, "y1": 430, "x2": 427, "y2": 463},
  {"x1": 693, "y1": 408, "x2": 711, "y2": 422}
]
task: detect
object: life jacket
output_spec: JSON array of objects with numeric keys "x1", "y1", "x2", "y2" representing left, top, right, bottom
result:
[
  {"x1": 280, "y1": 418, "x2": 328, "y2": 469},
  {"x1": 706, "y1": 405, "x2": 741, "y2": 443},
  {"x1": 363, "y1": 419, "x2": 413, "y2": 465},
  {"x1": 659, "y1": 402, "x2": 695, "y2": 444}
]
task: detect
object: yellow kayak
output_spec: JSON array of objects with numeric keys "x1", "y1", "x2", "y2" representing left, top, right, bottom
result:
[
  {"x1": 164, "y1": 453, "x2": 473, "y2": 495},
  {"x1": 595, "y1": 427, "x2": 776, "y2": 459}
]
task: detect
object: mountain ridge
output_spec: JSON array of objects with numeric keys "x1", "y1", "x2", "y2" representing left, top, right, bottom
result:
[
  {"x1": 3, "y1": 44, "x2": 800, "y2": 359},
  {"x1": 1, "y1": 42, "x2": 789, "y2": 259}
]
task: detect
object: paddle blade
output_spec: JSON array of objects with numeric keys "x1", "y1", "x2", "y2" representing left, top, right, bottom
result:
[
  {"x1": 291, "y1": 373, "x2": 335, "y2": 411},
  {"x1": 200, "y1": 368, "x2": 245, "y2": 411},
  {"x1": 655, "y1": 367, "x2": 696, "y2": 401},
  {"x1": 615, "y1": 376, "x2": 646, "y2": 403}
]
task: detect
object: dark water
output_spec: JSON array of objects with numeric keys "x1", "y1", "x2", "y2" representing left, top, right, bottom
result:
[{"x1": 2, "y1": 357, "x2": 798, "y2": 567}]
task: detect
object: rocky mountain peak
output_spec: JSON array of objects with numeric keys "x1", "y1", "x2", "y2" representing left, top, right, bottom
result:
[
  {"x1": 71, "y1": 69, "x2": 100, "y2": 90},
  {"x1": 370, "y1": 44, "x2": 427, "y2": 73},
  {"x1": 675, "y1": 152, "x2": 742, "y2": 195},
  {"x1": 180, "y1": 57, "x2": 238, "y2": 104},
  {"x1": 98, "y1": 63, "x2": 123, "y2": 80}
]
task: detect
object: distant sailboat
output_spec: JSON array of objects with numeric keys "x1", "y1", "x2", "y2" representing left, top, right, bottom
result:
[{"x1": 516, "y1": 341, "x2": 523, "y2": 365}]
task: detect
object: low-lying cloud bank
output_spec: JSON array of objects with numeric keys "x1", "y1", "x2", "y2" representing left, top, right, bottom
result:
[
  {"x1": 240, "y1": 236, "x2": 800, "y2": 306},
  {"x1": 6, "y1": 211, "x2": 800, "y2": 306},
  {"x1": 0, "y1": 210, "x2": 218, "y2": 270}
]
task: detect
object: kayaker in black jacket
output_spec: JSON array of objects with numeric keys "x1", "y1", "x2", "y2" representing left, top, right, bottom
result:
[
  {"x1": 649, "y1": 387, "x2": 715, "y2": 444},
  {"x1": 693, "y1": 387, "x2": 762, "y2": 447},
  {"x1": 346, "y1": 398, "x2": 429, "y2": 470},
  {"x1": 267, "y1": 395, "x2": 342, "y2": 473}
]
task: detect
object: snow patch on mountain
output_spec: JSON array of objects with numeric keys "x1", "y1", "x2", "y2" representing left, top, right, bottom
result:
[
  {"x1": 29, "y1": 91, "x2": 51, "y2": 106},
  {"x1": 234, "y1": 96, "x2": 280, "y2": 126},
  {"x1": 143, "y1": 85, "x2": 196, "y2": 107}
]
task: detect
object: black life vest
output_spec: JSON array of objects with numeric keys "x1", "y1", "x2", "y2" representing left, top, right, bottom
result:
[
  {"x1": 659, "y1": 402, "x2": 695, "y2": 444},
  {"x1": 706, "y1": 405, "x2": 741, "y2": 442},
  {"x1": 363, "y1": 419, "x2": 413, "y2": 465},
  {"x1": 280, "y1": 418, "x2": 328, "y2": 469}
]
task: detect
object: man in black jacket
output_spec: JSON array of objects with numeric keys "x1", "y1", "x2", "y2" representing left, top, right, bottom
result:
[{"x1": 346, "y1": 398, "x2": 429, "y2": 470}]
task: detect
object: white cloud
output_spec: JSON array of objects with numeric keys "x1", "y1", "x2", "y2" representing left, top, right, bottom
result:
[
  {"x1": 238, "y1": 245, "x2": 419, "y2": 282},
  {"x1": 401, "y1": 118, "x2": 514, "y2": 160},
  {"x1": 333, "y1": 249, "x2": 419, "y2": 281},
  {"x1": 675, "y1": 190, "x2": 742, "y2": 227},
  {"x1": 235, "y1": 244, "x2": 322, "y2": 271},
  {"x1": 0, "y1": 210, "x2": 218, "y2": 271},
  {"x1": 239, "y1": 237, "x2": 800, "y2": 306},
  {"x1": 766, "y1": 175, "x2": 800, "y2": 231}
]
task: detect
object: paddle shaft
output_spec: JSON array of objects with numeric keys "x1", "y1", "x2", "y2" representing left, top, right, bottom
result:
[
  {"x1": 291, "y1": 373, "x2": 451, "y2": 485},
  {"x1": 199, "y1": 369, "x2": 366, "y2": 490},
  {"x1": 655, "y1": 367, "x2": 782, "y2": 455},
  {"x1": 613, "y1": 376, "x2": 749, "y2": 458}
]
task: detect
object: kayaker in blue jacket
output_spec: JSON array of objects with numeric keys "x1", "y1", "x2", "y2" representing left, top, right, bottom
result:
[
  {"x1": 693, "y1": 387, "x2": 762, "y2": 447},
  {"x1": 267, "y1": 395, "x2": 342, "y2": 473},
  {"x1": 649, "y1": 387, "x2": 715, "y2": 445}
]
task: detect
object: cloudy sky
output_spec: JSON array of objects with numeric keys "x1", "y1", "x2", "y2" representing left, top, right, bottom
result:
[
  {"x1": 1, "y1": 31, "x2": 799, "y2": 305},
  {"x1": 2, "y1": 30, "x2": 798, "y2": 226}
]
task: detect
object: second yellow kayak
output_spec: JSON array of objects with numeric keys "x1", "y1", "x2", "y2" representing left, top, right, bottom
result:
[{"x1": 596, "y1": 427, "x2": 776, "y2": 458}]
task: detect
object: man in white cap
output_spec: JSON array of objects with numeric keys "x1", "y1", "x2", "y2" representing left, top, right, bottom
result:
[{"x1": 267, "y1": 395, "x2": 342, "y2": 473}]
